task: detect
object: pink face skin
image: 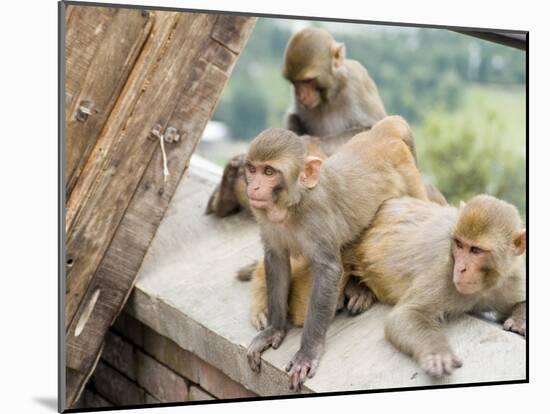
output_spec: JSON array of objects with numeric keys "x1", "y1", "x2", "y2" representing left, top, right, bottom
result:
[
  {"x1": 452, "y1": 238, "x2": 491, "y2": 295},
  {"x1": 245, "y1": 161, "x2": 288, "y2": 223},
  {"x1": 294, "y1": 79, "x2": 321, "y2": 109}
]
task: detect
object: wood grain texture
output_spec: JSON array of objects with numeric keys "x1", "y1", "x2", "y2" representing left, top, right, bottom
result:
[
  {"x1": 64, "y1": 7, "x2": 256, "y2": 407},
  {"x1": 65, "y1": 8, "x2": 153, "y2": 197},
  {"x1": 65, "y1": 5, "x2": 116, "y2": 117},
  {"x1": 65, "y1": 10, "x2": 178, "y2": 233}
]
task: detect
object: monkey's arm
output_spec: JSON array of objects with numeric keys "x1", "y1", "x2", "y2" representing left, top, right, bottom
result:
[
  {"x1": 285, "y1": 112, "x2": 307, "y2": 135},
  {"x1": 286, "y1": 250, "x2": 343, "y2": 390},
  {"x1": 247, "y1": 249, "x2": 291, "y2": 372},
  {"x1": 205, "y1": 154, "x2": 248, "y2": 217},
  {"x1": 385, "y1": 303, "x2": 463, "y2": 377}
]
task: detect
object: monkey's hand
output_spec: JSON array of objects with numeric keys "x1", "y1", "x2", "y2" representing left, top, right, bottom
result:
[
  {"x1": 247, "y1": 327, "x2": 286, "y2": 373},
  {"x1": 503, "y1": 316, "x2": 526, "y2": 337},
  {"x1": 205, "y1": 153, "x2": 246, "y2": 217},
  {"x1": 419, "y1": 349, "x2": 463, "y2": 378},
  {"x1": 285, "y1": 346, "x2": 323, "y2": 391},
  {"x1": 344, "y1": 276, "x2": 376, "y2": 315}
]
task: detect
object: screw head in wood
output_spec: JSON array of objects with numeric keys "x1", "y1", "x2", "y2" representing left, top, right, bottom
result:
[{"x1": 75, "y1": 100, "x2": 94, "y2": 122}]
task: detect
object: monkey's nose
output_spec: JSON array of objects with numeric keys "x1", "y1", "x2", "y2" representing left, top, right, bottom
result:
[{"x1": 460, "y1": 267, "x2": 467, "y2": 274}]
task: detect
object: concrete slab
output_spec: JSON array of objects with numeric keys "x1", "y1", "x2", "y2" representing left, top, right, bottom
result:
[{"x1": 126, "y1": 155, "x2": 526, "y2": 397}]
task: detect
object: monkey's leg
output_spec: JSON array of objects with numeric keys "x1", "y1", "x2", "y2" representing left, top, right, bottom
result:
[
  {"x1": 503, "y1": 301, "x2": 526, "y2": 337},
  {"x1": 385, "y1": 305, "x2": 463, "y2": 378},
  {"x1": 205, "y1": 154, "x2": 247, "y2": 217},
  {"x1": 344, "y1": 276, "x2": 376, "y2": 315},
  {"x1": 250, "y1": 261, "x2": 269, "y2": 331},
  {"x1": 286, "y1": 254, "x2": 342, "y2": 391},
  {"x1": 247, "y1": 251, "x2": 291, "y2": 372}
]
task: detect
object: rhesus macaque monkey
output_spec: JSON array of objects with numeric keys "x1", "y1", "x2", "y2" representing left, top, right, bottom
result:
[
  {"x1": 245, "y1": 116, "x2": 427, "y2": 390},
  {"x1": 283, "y1": 27, "x2": 386, "y2": 137},
  {"x1": 206, "y1": 27, "x2": 392, "y2": 218},
  {"x1": 248, "y1": 195, "x2": 526, "y2": 377}
]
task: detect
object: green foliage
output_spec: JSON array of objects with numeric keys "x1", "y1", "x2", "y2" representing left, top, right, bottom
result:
[
  {"x1": 214, "y1": 20, "x2": 526, "y2": 137},
  {"x1": 416, "y1": 86, "x2": 526, "y2": 218}
]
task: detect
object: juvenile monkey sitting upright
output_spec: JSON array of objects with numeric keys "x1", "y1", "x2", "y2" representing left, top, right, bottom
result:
[
  {"x1": 244, "y1": 116, "x2": 428, "y2": 390},
  {"x1": 248, "y1": 195, "x2": 526, "y2": 377}
]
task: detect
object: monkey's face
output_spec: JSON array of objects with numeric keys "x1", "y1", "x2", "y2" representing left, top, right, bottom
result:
[
  {"x1": 451, "y1": 237, "x2": 491, "y2": 295},
  {"x1": 293, "y1": 79, "x2": 322, "y2": 109},
  {"x1": 245, "y1": 160, "x2": 289, "y2": 221}
]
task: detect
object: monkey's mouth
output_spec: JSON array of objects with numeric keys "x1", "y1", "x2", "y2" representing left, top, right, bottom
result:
[{"x1": 249, "y1": 198, "x2": 271, "y2": 209}]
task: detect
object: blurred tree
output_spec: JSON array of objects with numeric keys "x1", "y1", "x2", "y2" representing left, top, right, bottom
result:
[
  {"x1": 215, "y1": 81, "x2": 269, "y2": 139},
  {"x1": 416, "y1": 88, "x2": 526, "y2": 217}
]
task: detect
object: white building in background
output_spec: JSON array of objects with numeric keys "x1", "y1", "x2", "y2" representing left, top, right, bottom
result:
[{"x1": 202, "y1": 120, "x2": 230, "y2": 142}]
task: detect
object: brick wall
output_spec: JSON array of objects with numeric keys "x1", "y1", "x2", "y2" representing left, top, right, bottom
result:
[{"x1": 74, "y1": 312, "x2": 256, "y2": 409}]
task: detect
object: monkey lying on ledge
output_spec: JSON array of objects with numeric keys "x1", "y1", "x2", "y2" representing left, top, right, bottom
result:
[
  {"x1": 245, "y1": 195, "x2": 526, "y2": 378},
  {"x1": 243, "y1": 116, "x2": 429, "y2": 390}
]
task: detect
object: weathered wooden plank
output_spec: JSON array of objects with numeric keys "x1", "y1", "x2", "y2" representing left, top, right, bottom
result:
[
  {"x1": 65, "y1": 11, "x2": 256, "y2": 407},
  {"x1": 211, "y1": 15, "x2": 257, "y2": 53},
  {"x1": 64, "y1": 6, "x2": 117, "y2": 123},
  {"x1": 65, "y1": 10, "x2": 178, "y2": 233},
  {"x1": 65, "y1": 8, "x2": 153, "y2": 197},
  {"x1": 65, "y1": 11, "x2": 188, "y2": 325}
]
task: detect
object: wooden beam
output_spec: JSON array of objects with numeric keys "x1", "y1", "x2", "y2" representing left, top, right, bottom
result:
[
  {"x1": 64, "y1": 7, "x2": 256, "y2": 407},
  {"x1": 65, "y1": 7, "x2": 153, "y2": 197}
]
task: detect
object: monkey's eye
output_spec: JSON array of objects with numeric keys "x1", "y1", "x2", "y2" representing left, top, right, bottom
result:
[
  {"x1": 264, "y1": 166, "x2": 275, "y2": 176},
  {"x1": 454, "y1": 239, "x2": 463, "y2": 249},
  {"x1": 246, "y1": 163, "x2": 256, "y2": 174},
  {"x1": 470, "y1": 246, "x2": 482, "y2": 255}
]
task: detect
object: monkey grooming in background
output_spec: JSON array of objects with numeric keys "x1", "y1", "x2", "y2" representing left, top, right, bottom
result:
[
  {"x1": 206, "y1": 27, "x2": 391, "y2": 218},
  {"x1": 247, "y1": 195, "x2": 526, "y2": 377},
  {"x1": 244, "y1": 116, "x2": 428, "y2": 390},
  {"x1": 283, "y1": 27, "x2": 386, "y2": 142}
]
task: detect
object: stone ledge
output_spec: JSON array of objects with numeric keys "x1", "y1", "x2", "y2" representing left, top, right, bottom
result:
[{"x1": 124, "y1": 155, "x2": 526, "y2": 397}]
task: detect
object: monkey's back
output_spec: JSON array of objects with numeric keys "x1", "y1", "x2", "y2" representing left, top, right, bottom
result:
[
  {"x1": 321, "y1": 117, "x2": 422, "y2": 244},
  {"x1": 353, "y1": 197, "x2": 457, "y2": 304}
]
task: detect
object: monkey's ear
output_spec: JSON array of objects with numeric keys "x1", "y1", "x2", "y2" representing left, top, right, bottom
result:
[
  {"x1": 300, "y1": 156, "x2": 323, "y2": 188},
  {"x1": 513, "y1": 228, "x2": 526, "y2": 256},
  {"x1": 331, "y1": 42, "x2": 346, "y2": 67}
]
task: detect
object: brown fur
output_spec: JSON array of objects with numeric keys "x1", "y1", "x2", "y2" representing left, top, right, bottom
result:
[
  {"x1": 284, "y1": 28, "x2": 386, "y2": 137},
  {"x1": 207, "y1": 28, "x2": 446, "y2": 217},
  {"x1": 249, "y1": 195, "x2": 526, "y2": 377},
  {"x1": 245, "y1": 116, "x2": 427, "y2": 389}
]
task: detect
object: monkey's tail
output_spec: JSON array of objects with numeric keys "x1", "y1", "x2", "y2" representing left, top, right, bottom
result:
[{"x1": 236, "y1": 261, "x2": 258, "y2": 281}]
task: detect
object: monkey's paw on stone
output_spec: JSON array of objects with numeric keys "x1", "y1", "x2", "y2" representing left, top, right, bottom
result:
[
  {"x1": 247, "y1": 327, "x2": 286, "y2": 373},
  {"x1": 419, "y1": 351, "x2": 463, "y2": 378},
  {"x1": 344, "y1": 278, "x2": 376, "y2": 315},
  {"x1": 503, "y1": 317, "x2": 526, "y2": 337},
  {"x1": 251, "y1": 310, "x2": 269, "y2": 331},
  {"x1": 285, "y1": 348, "x2": 322, "y2": 391}
]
